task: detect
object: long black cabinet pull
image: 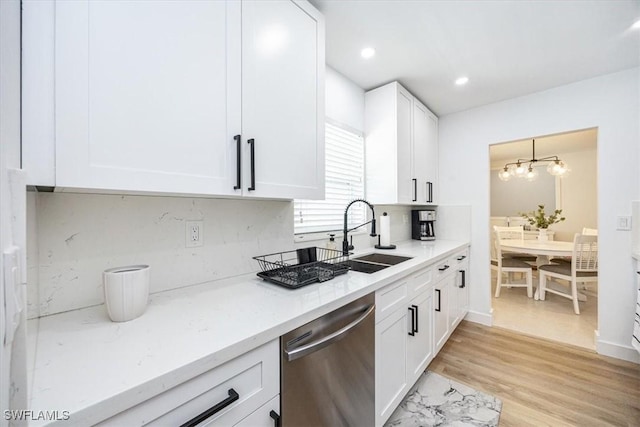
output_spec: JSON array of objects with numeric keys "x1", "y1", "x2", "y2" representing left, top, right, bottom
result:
[
  {"x1": 408, "y1": 306, "x2": 416, "y2": 336},
  {"x1": 435, "y1": 289, "x2": 441, "y2": 312},
  {"x1": 270, "y1": 410, "x2": 281, "y2": 427},
  {"x1": 412, "y1": 304, "x2": 419, "y2": 333},
  {"x1": 412, "y1": 179, "x2": 417, "y2": 202},
  {"x1": 438, "y1": 265, "x2": 450, "y2": 272},
  {"x1": 427, "y1": 181, "x2": 433, "y2": 203},
  {"x1": 456, "y1": 255, "x2": 466, "y2": 261},
  {"x1": 247, "y1": 138, "x2": 256, "y2": 191},
  {"x1": 233, "y1": 135, "x2": 241, "y2": 190},
  {"x1": 459, "y1": 270, "x2": 466, "y2": 288},
  {"x1": 180, "y1": 388, "x2": 239, "y2": 427}
]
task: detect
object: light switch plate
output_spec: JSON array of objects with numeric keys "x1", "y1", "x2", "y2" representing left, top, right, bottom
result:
[{"x1": 616, "y1": 215, "x2": 631, "y2": 231}]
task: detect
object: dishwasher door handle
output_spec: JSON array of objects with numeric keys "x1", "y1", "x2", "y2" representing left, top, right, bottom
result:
[{"x1": 285, "y1": 304, "x2": 375, "y2": 362}]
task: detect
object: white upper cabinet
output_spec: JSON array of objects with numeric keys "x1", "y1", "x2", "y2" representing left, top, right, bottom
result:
[
  {"x1": 364, "y1": 81, "x2": 438, "y2": 205},
  {"x1": 241, "y1": 0, "x2": 324, "y2": 199},
  {"x1": 22, "y1": 0, "x2": 324, "y2": 200}
]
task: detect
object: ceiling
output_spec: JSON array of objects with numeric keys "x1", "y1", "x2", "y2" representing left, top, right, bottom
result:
[
  {"x1": 489, "y1": 128, "x2": 597, "y2": 168},
  {"x1": 309, "y1": 0, "x2": 640, "y2": 116}
]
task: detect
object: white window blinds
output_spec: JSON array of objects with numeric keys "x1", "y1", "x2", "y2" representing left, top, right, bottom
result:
[{"x1": 294, "y1": 122, "x2": 365, "y2": 234}]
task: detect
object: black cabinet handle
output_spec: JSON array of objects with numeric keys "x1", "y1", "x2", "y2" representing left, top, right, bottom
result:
[
  {"x1": 233, "y1": 135, "x2": 241, "y2": 190},
  {"x1": 247, "y1": 138, "x2": 256, "y2": 191},
  {"x1": 270, "y1": 410, "x2": 281, "y2": 427},
  {"x1": 427, "y1": 181, "x2": 433, "y2": 203},
  {"x1": 412, "y1": 179, "x2": 417, "y2": 202},
  {"x1": 438, "y1": 265, "x2": 450, "y2": 272},
  {"x1": 180, "y1": 388, "x2": 239, "y2": 427},
  {"x1": 456, "y1": 255, "x2": 466, "y2": 261},
  {"x1": 459, "y1": 270, "x2": 466, "y2": 288},
  {"x1": 435, "y1": 289, "x2": 441, "y2": 312},
  {"x1": 408, "y1": 306, "x2": 416, "y2": 336},
  {"x1": 412, "y1": 304, "x2": 418, "y2": 333}
]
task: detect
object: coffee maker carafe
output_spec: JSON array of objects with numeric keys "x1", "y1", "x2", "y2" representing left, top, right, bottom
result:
[{"x1": 412, "y1": 210, "x2": 436, "y2": 241}]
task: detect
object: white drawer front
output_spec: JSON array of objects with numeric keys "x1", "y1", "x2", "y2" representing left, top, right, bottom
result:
[
  {"x1": 408, "y1": 266, "x2": 433, "y2": 298},
  {"x1": 98, "y1": 340, "x2": 279, "y2": 426},
  {"x1": 375, "y1": 279, "x2": 408, "y2": 323}
]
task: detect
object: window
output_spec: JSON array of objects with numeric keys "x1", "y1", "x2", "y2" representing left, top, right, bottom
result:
[{"x1": 294, "y1": 121, "x2": 365, "y2": 235}]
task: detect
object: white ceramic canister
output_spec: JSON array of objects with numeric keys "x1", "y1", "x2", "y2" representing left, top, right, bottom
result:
[{"x1": 103, "y1": 265, "x2": 150, "y2": 322}]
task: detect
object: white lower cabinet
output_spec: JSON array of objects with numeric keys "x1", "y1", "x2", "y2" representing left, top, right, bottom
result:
[
  {"x1": 375, "y1": 268, "x2": 434, "y2": 427},
  {"x1": 97, "y1": 340, "x2": 279, "y2": 426},
  {"x1": 376, "y1": 307, "x2": 409, "y2": 427},
  {"x1": 375, "y1": 247, "x2": 470, "y2": 427},
  {"x1": 406, "y1": 290, "x2": 433, "y2": 385},
  {"x1": 433, "y1": 273, "x2": 452, "y2": 354}
]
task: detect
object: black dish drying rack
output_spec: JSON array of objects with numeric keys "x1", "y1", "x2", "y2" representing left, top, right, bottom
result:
[{"x1": 253, "y1": 247, "x2": 350, "y2": 289}]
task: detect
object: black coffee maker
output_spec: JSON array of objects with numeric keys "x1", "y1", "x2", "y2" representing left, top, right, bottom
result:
[{"x1": 411, "y1": 210, "x2": 436, "y2": 241}]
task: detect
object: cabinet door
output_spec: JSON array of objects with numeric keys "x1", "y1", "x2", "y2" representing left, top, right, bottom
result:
[
  {"x1": 406, "y1": 291, "x2": 433, "y2": 385},
  {"x1": 55, "y1": 0, "x2": 241, "y2": 195},
  {"x1": 375, "y1": 308, "x2": 407, "y2": 427},
  {"x1": 456, "y1": 263, "x2": 469, "y2": 322},
  {"x1": 412, "y1": 99, "x2": 430, "y2": 204},
  {"x1": 433, "y1": 276, "x2": 451, "y2": 353},
  {"x1": 424, "y1": 110, "x2": 438, "y2": 204},
  {"x1": 396, "y1": 86, "x2": 414, "y2": 204},
  {"x1": 241, "y1": 0, "x2": 324, "y2": 200}
]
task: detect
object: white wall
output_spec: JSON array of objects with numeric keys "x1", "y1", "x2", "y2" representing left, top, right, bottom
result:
[
  {"x1": 325, "y1": 66, "x2": 364, "y2": 131},
  {"x1": 26, "y1": 193, "x2": 294, "y2": 318},
  {"x1": 552, "y1": 149, "x2": 598, "y2": 241},
  {"x1": 439, "y1": 68, "x2": 640, "y2": 362}
]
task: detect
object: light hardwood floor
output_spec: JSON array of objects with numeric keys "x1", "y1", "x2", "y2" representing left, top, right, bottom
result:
[
  {"x1": 491, "y1": 270, "x2": 598, "y2": 349},
  {"x1": 429, "y1": 321, "x2": 640, "y2": 426}
]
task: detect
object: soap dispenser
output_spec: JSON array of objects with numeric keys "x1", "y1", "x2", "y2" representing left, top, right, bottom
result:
[{"x1": 326, "y1": 234, "x2": 337, "y2": 250}]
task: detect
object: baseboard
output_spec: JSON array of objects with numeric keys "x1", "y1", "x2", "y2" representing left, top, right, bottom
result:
[
  {"x1": 597, "y1": 338, "x2": 640, "y2": 364},
  {"x1": 464, "y1": 310, "x2": 492, "y2": 327}
]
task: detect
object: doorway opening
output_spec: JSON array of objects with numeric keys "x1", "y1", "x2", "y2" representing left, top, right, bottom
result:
[{"x1": 489, "y1": 128, "x2": 598, "y2": 350}]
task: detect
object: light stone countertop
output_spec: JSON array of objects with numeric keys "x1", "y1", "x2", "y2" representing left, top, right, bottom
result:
[{"x1": 27, "y1": 239, "x2": 469, "y2": 426}]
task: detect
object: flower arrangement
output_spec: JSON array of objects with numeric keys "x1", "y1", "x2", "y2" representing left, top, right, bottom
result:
[{"x1": 519, "y1": 204, "x2": 565, "y2": 229}]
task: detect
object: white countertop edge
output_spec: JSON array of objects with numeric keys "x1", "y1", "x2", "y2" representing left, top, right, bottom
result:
[{"x1": 27, "y1": 239, "x2": 469, "y2": 426}]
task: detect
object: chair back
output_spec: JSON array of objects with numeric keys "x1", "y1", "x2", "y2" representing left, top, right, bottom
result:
[
  {"x1": 491, "y1": 229, "x2": 500, "y2": 264},
  {"x1": 493, "y1": 225, "x2": 525, "y2": 240},
  {"x1": 572, "y1": 234, "x2": 598, "y2": 274},
  {"x1": 582, "y1": 227, "x2": 598, "y2": 236}
]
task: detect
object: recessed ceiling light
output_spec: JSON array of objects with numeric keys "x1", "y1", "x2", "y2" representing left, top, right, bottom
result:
[
  {"x1": 361, "y1": 47, "x2": 376, "y2": 59},
  {"x1": 632, "y1": 19, "x2": 640, "y2": 30},
  {"x1": 455, "y1": 76, "x2": 469, "y2": 86}
]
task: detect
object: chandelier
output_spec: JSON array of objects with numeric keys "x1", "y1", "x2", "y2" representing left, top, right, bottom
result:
[{"x1": 497, "y1": 139, "x2": 570, "y2": 182}]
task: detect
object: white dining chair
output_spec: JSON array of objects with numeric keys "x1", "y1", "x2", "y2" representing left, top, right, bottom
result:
[
  {"x1": 551, "y1": 227, "x2": 597, "y2": 264},
  {"x1": 493, "y1": 225, "x2": 537, "y2": 264},
  {"x1": 538, "y1": 234, "x2": 598, "y2": 314},
  {"x1": 492, "y1": 229, "x2": 533, "y2": 298}
]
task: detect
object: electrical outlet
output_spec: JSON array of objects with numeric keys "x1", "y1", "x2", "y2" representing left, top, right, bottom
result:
[
  {"x1": 616, "y1": 215, "x2": 631, "y2": 231},
  {"x1": 186, "y1": 220, "x2": 204, "y2": 247}
]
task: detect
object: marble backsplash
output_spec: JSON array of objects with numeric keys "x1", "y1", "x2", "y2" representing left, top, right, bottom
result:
[{"x1": 26, "y1": 192, "x2": 294, "y2": 319}]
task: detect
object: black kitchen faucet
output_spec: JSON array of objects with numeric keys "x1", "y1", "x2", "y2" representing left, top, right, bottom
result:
[{"x1": 342, "y1": 199, "x2": 377, "y2": 255}]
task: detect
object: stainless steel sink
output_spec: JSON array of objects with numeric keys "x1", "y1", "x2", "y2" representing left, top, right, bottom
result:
[
  {"x1": 342, "y1": 253, "x2": 413, "y2": 274},
  {"x1": 352, "y1": 253, "x2": 413, "y2": 265},
  {"x1": 342, "y1": 260, "x2": 391, "y2": 274}
]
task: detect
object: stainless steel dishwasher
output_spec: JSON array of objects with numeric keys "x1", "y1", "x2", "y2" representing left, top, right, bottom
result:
[{"x1": 281, "y1": 293, "x2": 375, "y2": 427}]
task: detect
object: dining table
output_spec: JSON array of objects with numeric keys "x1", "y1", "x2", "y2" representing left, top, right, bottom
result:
[{"x1": 499, "y1": 239, "x2": 578, "y2": 300}]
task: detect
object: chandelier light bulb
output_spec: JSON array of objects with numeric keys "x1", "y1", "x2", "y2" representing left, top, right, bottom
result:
[
  {"x1": 525, "y1": 166, "x2": 539, "y2": 181},
  {"x1": 498, "y1": 167, "x2": 512, "y2": 181},
  {"x1": 514, "y1": 162, "x2": 527, "y2": 177}
]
